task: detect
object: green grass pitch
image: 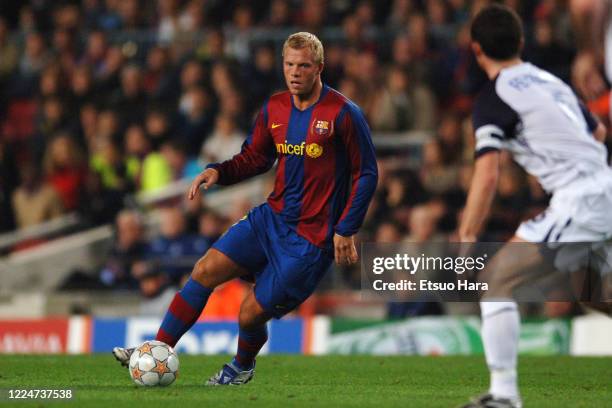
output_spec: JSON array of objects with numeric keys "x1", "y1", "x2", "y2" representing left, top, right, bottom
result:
[{"x1": 2, "y1": 355, "x2": 611, "y2": 407}]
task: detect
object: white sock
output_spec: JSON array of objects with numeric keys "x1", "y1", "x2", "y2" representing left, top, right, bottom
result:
[{"x1": 480, "y1": 300, "x2": 520, "y2": 400}]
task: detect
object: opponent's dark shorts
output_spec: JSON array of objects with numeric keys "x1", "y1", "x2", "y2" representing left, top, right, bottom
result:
[{"x1": 213, "y1": 203, "x2": 333, "y2": 318}]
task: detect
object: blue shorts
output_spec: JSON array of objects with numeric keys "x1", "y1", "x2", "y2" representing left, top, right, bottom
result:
[{"x1": 212, "y1": 204, "x2": 334, "y2": 318}]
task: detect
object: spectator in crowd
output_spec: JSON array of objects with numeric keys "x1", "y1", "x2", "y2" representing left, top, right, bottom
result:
[
  {"x1": 82, "y1": 30, "x2": 108, "y2": 78},
  {"x1": 109, "y1": 64, "x2": 147, "y2": 125},
  {"x1": 341, "y1": 14, "x2": 376, "y2": 53},
  {"x1": 97, "y1": 45, "x2": 125, "y2": 91},
  {"x1": 387, "y1": 0, "x2": 415, "y2": 30},
  {"x1": 406, "y1": 204, "x2": 444, "y2": 243},
  {"x1": 157, "y1": 0, "x2": 182, "y2": 44},
  {"x1": 90, "y1": 136, "x2": 131, "y2": 192},
  {"x1": 0, "y1": 141, "x2": 19, "y2": 233},
  {"x1": 161, "y1": 139, "x2": 202, "y2": 180},
  {"x1": 99, "y1": 210, "x2": 146, "y2": 289},
  {"x1": 299, "y1": 0, "x2": 327, "y2": 32},
  {"x1": 144, "y1": 108, "x2": 172, "y2": 150},
  {"x1": 0, "y1": 17, "x2": 18, "y2": 80},
  {"x1": 201, "y1": 113, "x2": 245, "y2": 164},
  {"x1": 525, "y1": 17, "x2": 574, "y2": 83},
  {"x1": 34, "y1": 95, "x2": 68, "y2": 156},
  {"x1": 138, "y1": 267, "x2": 176, "y2": 316},
  {"x1": 69, "y1": 65, "x2": 96, "y2": 111},
  {"x1": 143, "y1": 46, "x2": 173, "y2": 100},
  {"x1": 12, "y1": 162, "x2": 63, "y2": 229},
  {"x1": 51, "y1": 27, "x2": 78, "y2": 73},
  {"x1": 266, "y1": 0, "x2": 293, "y2": 27},
  {"x1": 145, "y1": 206, "x2": 209, "y2": 284},
  {"x1": 198, "y1": 209, "x2": 226, "y2": 244},
  {"x1": 123, "y1": 124, "x2": 151, "y2": 186},
  {"x1": 139, "y1": 147, "x2": 173, "y2": 193},
  {"x1": 92, "y1": 108, "x2": 120, "y2": 150},
  {"x1": 243, "y1": 43, "x2": 283, "y2": 108},
  {"x1": 224, "y1": 4, "x2": 255, "y2": 63},
  {"x1": 38, "y1": 65, "x2": 64, "y2": 99},
  {"x1": 73, "y1": 103, "x2": 98, "y2": 153},
  {"x1": 370, "y1": 65, "x2": 436, "y2": 132},
  {"x1": 375, "y1": 221, "x2": 404, "y2": 243},
  {"x1": 420, "y1": 140, "x2": 460, "y2": 195},
  {"x1": 19, "y1": 32, "x2": 50, "y2": 81},
  {"x1": 43, "y1": 133, "x2": 86, "y2": 211},
  {"x1": 176, "y1": 85, "x2": 215, "y2": 156}
]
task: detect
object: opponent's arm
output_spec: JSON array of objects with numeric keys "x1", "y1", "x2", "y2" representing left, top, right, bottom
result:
[
  {"x1": 579, "y1": 101, "x2": 608, "y2": 142},
  {"x1": 334, "y1": 104, "x2": 378, "y2": 265},
  {"x1": 594, "y1": 122, "x2": 607, "y2": 142},
  {"x1": 461, "y1": 81, "x2": 517, "y2": 241},
  {"x1": 458, "y1": 151, "x2": 500, "y2": 242}
]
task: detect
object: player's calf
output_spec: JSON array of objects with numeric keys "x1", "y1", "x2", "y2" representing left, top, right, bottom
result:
[
  {"x1": 238, "y1": 290, "x2": 270, "y2": 329},
  {"x1": 156, "y1": 249, "x2": 247, "y2": 346}
]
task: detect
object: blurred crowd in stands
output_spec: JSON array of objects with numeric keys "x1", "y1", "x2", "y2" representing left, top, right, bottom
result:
[{"x1": 0, "y1": 1, "x2": 608, "y2": 317}]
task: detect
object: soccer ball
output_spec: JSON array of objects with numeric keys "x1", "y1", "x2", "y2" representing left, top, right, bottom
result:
[{"x1": 129, "y1": 340, "x2": 179, "y2": 386}]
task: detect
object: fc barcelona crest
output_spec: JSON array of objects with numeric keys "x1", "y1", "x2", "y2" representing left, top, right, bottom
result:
[{"x1": 313, "y1": 119, "x2": 332, "y2": 136}]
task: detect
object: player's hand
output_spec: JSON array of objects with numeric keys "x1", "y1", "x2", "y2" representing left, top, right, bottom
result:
[
  {"x1": 572, "y1": 52, "x2": 606, "y2": 100},
  {"x1": 333, "y1": 233, "x2": 358, "y2": 266},
  {"x1": 188, "y1": 168, "x2": 219, "y2": 200}
]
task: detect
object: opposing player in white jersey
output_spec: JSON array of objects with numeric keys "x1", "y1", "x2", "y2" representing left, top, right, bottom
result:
[{"x1": 459, "y1": 5, "x2": 612, "y2": 408}]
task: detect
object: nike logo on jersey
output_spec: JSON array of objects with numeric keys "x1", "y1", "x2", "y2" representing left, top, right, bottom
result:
[{"x1": 271, "y1": 123, "x2": 283, "y2": 129}]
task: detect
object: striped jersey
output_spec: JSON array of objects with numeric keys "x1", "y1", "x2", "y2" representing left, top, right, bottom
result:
[
  {"x1": 209, "y1": 84, "x2": 378, "y2": 249},
  {"x1": 473, "y1": 62, "x2": 608, "y2": 193}
]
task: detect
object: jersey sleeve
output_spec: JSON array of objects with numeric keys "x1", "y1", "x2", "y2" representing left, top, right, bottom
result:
[
  {"x1": 334, "y1": 103, "x2": 378, "y2": 237},
  {"x1": 206, "y1": 102, "x2": 277, "y2": 185},
  {"x1": 472, "y1": 80, "x2": 519, "y2": 158}
]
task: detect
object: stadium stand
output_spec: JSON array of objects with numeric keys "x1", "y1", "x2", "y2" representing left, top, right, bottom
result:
[{"x1": 0, "y1": 0, "x2": 608, "y2": 321}]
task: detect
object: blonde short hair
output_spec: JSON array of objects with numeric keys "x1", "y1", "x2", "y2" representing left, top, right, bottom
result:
[{"x1": 282, "y1": 32, "x2": 324, "y2": 65}]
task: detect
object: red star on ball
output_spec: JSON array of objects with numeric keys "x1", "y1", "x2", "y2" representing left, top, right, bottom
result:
[
  {"x1": 138, "y1": 342, "x2": 153, "y2": 355},
  {"x1": 131, "y1": 367, "x2": 143, "y2": 381},
  {"x1": 151, "y1": 360, "x2": 170, "y2": 375}
]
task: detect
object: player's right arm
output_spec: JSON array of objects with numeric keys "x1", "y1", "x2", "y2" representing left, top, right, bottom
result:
[
  {"x1": 459, "y1": 81, "x2": 518, "y2": 241},
  {"x1": 188, "y1": 167, "x2": 219, "y2": 200},
  {"x1": 188, "y1": 104, "x2": 276, "y2": 198},
  {"x1": 458, "y1": 151, "x2": 500, "y2": 242}
]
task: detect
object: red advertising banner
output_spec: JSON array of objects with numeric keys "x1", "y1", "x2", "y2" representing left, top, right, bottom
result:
[{"x1": 0, "y1": 319, "x2": 69, "y2": 353}]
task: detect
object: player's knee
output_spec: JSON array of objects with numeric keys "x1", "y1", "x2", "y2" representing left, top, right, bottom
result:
[{"x1": 191, "y1": 258, "x2": 219, "y2": 288}]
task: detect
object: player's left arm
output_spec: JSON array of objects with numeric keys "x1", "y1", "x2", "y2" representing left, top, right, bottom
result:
[
  {"x1": 334, "y1": 103, "x2": 379, "y2": 265},
  {"x1": 458, "y1": 151, "x2": 500, "y2": 242},
  {"x1": 594, "y1": 122, "x2": 607, "y2": 142}
]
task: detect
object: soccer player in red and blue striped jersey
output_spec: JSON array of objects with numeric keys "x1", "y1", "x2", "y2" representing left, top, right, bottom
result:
[{"x1": 113, "y1": 32, "x2": 378, "y2": 385}]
